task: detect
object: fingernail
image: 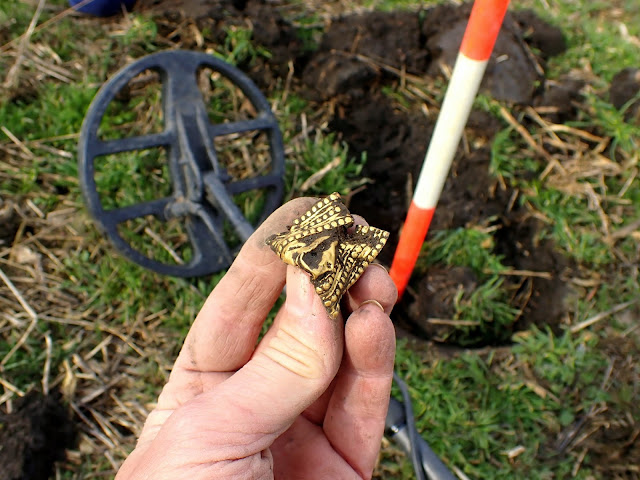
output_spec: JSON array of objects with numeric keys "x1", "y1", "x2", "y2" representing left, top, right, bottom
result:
[
  {"x1": 359, "y1": 299, "x2": 384, "y2": 312},
  {"x1": 368, "y1": 263, "x2": 389, "y2": 274},
  {"x1": 286, "y1": 267, "x2": 316, "y2": 315}
]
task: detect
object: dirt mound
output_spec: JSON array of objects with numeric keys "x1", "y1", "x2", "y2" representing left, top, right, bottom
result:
[
  {"x1": 0, "y1": 198, "x2": 18, "y2": 247},
  {"x1": 316, "y1": 10, "x2": 428, "y2": 75},
  {"x1": 609, "y1": 67, "x2": 640, "y2": 123},
  {"x1": 300, "y1": 4, "x2": 564, "y2": 104},
  {"x1": 0, "y1": 391, "x2": 76, "y2": 480}
]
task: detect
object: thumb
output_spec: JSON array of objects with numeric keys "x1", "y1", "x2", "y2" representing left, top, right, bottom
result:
[
  {"x1": 225, "y1": 264, "x2": 344, "y2": 424},
  {"x1": 160, "y1": 266, "x2": 344, "y2": 458}
]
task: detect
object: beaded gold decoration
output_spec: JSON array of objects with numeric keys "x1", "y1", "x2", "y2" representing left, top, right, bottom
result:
[{"x1": 266, "y1": 193, "x2": 389, "y2": 318}]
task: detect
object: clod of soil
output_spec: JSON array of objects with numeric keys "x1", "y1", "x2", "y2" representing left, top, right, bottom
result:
[
  {"x1": 423, "y1": 5, "x2": 548, "y2": 104},
  {"x1": 534, "y1": 75, "x2": 586, "y2": 124},
  {"x1": 319, "y1": 10, "x2": 429, "y2": 74},
  {"x1": 493, "y1": 215, "x2": 569, "y2": 333},
  {"x1": 511, "y1": 9, "x2": 567, "y2": 58},
  {"x1": 302, "y1": 53, "x2": 379, "y2": 101},
  {"x1": 609, "y1": 67, "x2": 640, "y2": 123},
  {"x1": 405, "y1": 266, "x2": 478, "y2": 341},
  {"x1": 300, "y1": 4, "x2": 564, "y2": 105},
  {"x1": 0, "y1": 391, "x2": 76, "y2": 480},
  {"x1": 0, "y1": 198, "x2": 18, "y2": 247}
]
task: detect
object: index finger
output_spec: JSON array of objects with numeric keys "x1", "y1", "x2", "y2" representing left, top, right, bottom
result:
[{"x1": 175, "y1": 197, "x2": 317, "y2": 373}]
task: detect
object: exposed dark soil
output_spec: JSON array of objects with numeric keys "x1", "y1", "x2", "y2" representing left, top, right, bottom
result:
[
  {"x1": 133, "y1": 0, "x2": 575, "y2": 344},
  {"x1": 299, "y1": 4, "x2": 565, "y2": 104},
  {"x1": 0, "y1": 390, "x2": 76, "y2": 480},
  {"x1": 534, "y1": 74, "x2": 587, "y2": 124},
  {"x1": 609, "y1": 67, "x2": 640, "y2": 124},
  {"x1": 330, "y1": 94, "x2": 432, "y2": 260},
  {"x1": 0, "y1": 198, "x2": 18, "y2": 247},
  {"x1": 404, "y1": 266, "x2": 478, "y2": 341}
]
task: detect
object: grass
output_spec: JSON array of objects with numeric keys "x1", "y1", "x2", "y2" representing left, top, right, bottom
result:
[
  {"x1": 394, "y1": 333, "x2": 590, "y2": 479},
  {"x1": 287, "y1": 130, "x2": 370, "y2": 197},
  {"x1": 1, "y1": 0, "x2": 639, "y2": 479},
  {"x1": 381, "y1": 325, "x2": 630, "y2": 479},
  {"x1": 413, "y1": 227, "x2": 520, "y2": 344},
  {"x1": 537, "y1": 1, "x2": 640, "y2": 82},
  {"x1": 215, "y1": 25, "x2": 272, "y2": 66},
  {"x1": 420, "y1": 227, "x2": 506, "y2": 274}
]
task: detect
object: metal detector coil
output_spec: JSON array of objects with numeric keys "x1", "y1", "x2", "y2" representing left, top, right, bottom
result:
[{"x1": 78, "y1": 50, "x2": 285, "y2": 277}]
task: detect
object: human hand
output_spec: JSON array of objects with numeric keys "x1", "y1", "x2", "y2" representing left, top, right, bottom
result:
[{"x1": 115, "y1": 197, "x2": 398, "y2": 480}]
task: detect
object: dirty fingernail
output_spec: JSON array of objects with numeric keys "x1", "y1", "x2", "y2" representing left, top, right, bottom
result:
[
  {"x1": 286, "y1": 266, "x2": 316, "y2": 315},
  {"x1": 360, "y1": 299, "x2": 385, "y2": 312}
]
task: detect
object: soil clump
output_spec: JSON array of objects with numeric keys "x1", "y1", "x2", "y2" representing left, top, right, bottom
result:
[
  {"x1": 609, "y1": 67, "x2": 640, "y2": 124},
  {"x1": 0, "y1": 391, "x2": 76, "y2": 480},
  {"x1": 0, "y1": 198, "x2": 18, "y2": 247}
]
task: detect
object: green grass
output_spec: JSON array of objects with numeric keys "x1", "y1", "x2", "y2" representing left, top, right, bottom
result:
[
  {"x1": 62, "y1": 252, "x2": 219, "y2": 333},
  {"x1": 214, "y1": 26, "x2": 271, "y2": 66},
  {"x1": 583, "y1": 93, "x2": 640, "y2": 156},
  {"x1": 390, "y1": 326, "x2": 613, "y2": 479},
  {"x1": 0, "y1": 84, "x2": 95, "y2": 140},
  {"x1": 530, "y1": 1, "x2": 640, "y2": 83},
  {"x1": 286, "y1": 130, "x2": 369, "y2": 197},
  {"x1": 421, "y1": 227, "x2": 506, "y2": 274},
  {"x1": 521, "y1": 187, "x2": 615, "y2": 266},
  {"x1": 490, "y1": 126, "x2": 540, "y2": 180},
  {"x1": 1, "y1": 1, "x2": 639, "y2": 479}
]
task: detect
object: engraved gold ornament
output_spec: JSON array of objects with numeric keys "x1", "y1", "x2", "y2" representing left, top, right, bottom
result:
[{"x1": 266, "y1": 193, "x2": 389, "y2": 319}]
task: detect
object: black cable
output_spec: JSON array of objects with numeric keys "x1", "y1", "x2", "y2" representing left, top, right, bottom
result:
[
  {"x1": 393, "y1": 372, "x2": 427, "y2": 480},
  {"x1": 387, "y1": 373, "x2": 458, "y2": 480}
]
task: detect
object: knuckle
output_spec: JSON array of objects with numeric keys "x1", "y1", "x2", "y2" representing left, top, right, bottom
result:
[{"x1": 262, "y1": 326, "x2": 330, "y2": 381}]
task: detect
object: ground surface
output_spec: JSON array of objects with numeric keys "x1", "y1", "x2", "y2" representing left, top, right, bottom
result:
[
  {"x1": 140, "y1": 0, "x2": 572, "y2": 343},
  {"x1": 1, "y1": 0, "x2": 639, "y2": 479}
]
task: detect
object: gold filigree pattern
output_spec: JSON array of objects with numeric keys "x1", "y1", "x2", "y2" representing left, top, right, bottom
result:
[{"x1": 266, "y1": 193, "x2": 389, "y2": 319}]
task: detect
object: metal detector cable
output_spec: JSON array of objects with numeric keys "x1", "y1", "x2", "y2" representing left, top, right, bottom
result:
[
  {"x1": 392, "y1": 372, "x2": 426, "y2": 480},
  {"x1": 387, "y1": 373, "x2": 457, "y2": 480}
]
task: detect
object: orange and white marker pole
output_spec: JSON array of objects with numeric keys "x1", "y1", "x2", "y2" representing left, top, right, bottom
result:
[{"x1": 389, "y1": 0, "x2": 510, "y2": 298}]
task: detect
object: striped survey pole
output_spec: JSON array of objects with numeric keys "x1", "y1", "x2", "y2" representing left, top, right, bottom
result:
[{"x1": 389, "y1": 0, "x2": 510, "y2": 298}]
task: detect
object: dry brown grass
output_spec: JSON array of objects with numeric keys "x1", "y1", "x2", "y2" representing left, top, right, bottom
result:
[{"x1": 1, "y1": 1, "x2": 639, "y2": 478}]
